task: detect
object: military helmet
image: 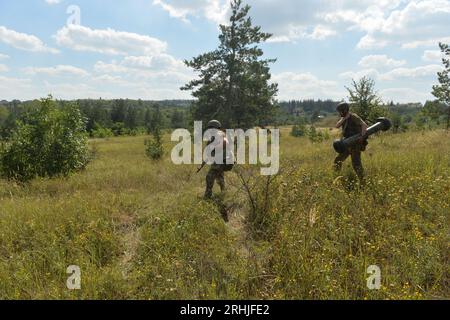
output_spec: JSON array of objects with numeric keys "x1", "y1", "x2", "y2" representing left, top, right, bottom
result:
[
  {"x1": 336, "y1": 102, "x2": 350, "y2": 113},
  {"x1": 207, "y1": 120, "x2": 222, "y2": 129}
]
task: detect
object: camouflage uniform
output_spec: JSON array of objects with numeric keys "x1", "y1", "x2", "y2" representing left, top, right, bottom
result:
[
  {"x1": 205, "y1": 164, "x2": 226, "y2": 199},
  {"x1": 334, "y1": 113, "x2": 366, "y2": 180},
  {"x1": 204, "y1": 131, "x2": 232, "y2": 199}
]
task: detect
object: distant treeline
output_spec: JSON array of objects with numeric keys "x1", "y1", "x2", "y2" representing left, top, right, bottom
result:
[
  {"x1": 278, "y1": 99, "x2": 426, "y2": 125},
  {"x1": 0, "y1": 98, "x2": 442, "y2": 139},
  {"x1": 0, "y1": 99, "x2": 193, "y2": 139}
]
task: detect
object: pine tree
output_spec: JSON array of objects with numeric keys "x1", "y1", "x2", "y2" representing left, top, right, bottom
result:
[
  {"x1": 181, "y1": 0, "x2": 278, "y2": 129},
  {"x1": 432, "y1": 42, "x2": 450, "y2": 130}
]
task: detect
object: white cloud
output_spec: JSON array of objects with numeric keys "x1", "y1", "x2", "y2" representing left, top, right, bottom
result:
[
  {"x1": 339, "y1": 68, "x2": 380, "y2": 80},
  {"x1": 359, "y1": 55, "x2": 406, "y2": 68},
  {"x1": 36, "y1": 53, "x2": 196, "y2": 100},
  {"x1": 0, "y1": 64, "x2": 9, "y2": 72},
  {"x1": 153, "y1": 0, "x2": 229, "y2": 24},
  {"x1": 0, "y1": 76, "x2": 33, "y2": 100},
  {"x1": 379, "y1": 64, "x2": 443, "y2": 80},
  {"x1": 402, "y1": 37, "x2": 450, "y2": 49},
  {"x1": 93, "y1": 61, "x2": 129, "y2": 74},
  {"x1": 93, "y1": 58, "x2": 192, "y2": 84},
  {"x1": 42, "y1": 81, "x2": 113, "y2": 100},
  {"x1": 0, "y1": 26, "x2": 59, "y2": 53},
  {"x1": 356, "y1": 35, "x2": 388, "y2": 49},
  {"x1": 308, "y1": 25, "x2": 337, "y2": 40},
  {"x1": 380, "y1": 87, "x2": 433, "y2": 103},
  {"x1": 45, "y1": 0, "x2": 61, "y2": 4},
  {"x1": 154, "y1": 0, "x2": 343, "y2": 42},
  {"x1": 24, "y1": 65, "x2": 89, "y2": 77},
  {"x1": 341, "y1": 64, "x2": 443, "y2": 81},
  {"x1": 355, "y1": 0, "x2": 450, "y2": 49},
  {"x1": 121, "y1": 54, "x2": 185, "y2": 71},
  {"x1": 0, "y1": 53, "x2": 9, "y2": 59},
  {"x1": 54, "y1": 25, "x2": 167, "y2": 56},
  {"x1": 272, "y1": 72, "x2": 345, "y2": 100},
  {"x1": 422, "y1": 50, "x2": 445, "y2": 62},
  {"x1": 150, "y1": 0, "x2": 450, "y2": 47},
  {"x1": 91, "y1": 74, "x2": 126, "y2": 85}
]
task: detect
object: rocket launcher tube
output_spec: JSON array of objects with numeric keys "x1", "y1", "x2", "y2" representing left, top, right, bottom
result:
[{"x1": 333, "y1": 117, "x2": 392, "y2": 154}]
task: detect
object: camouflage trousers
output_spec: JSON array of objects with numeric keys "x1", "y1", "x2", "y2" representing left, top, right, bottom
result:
[
  {"x1": 204, "y1": 164, "x2": 226, "y2": 199},
  {"x1": 334, "y1": 145, "x2": 365, "y2": 180}
]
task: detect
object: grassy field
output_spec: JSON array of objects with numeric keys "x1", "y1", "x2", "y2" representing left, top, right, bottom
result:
[{"x1": 0, "y1": 128, "x2": 449, "y2": 299}]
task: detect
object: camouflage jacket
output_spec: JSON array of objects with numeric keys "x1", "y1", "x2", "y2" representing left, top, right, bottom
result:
[{"x1": 342, "y1": 113, "x2": 365, "y2": 138}]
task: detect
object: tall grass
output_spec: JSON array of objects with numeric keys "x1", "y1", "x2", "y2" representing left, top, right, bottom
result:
[{"x1": 0, "y1": 130, "x2": 448, "y2": 299}]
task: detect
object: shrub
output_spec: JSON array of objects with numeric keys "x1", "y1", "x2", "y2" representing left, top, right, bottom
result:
[
  {"x1": 111, "y1": 122, "x2": 126, "y2": 136},
  {"x1": 291, "y1": 118, "x2": 307, "y2": 137},
  {"x1": 0, "y1": 96, "x2": 89, "y2": 182},
  {"x1": 308, "y1": 126, "x2": 325, "y2": 143},
  {"x1": 91, "y1": 123, "x2": 113, "y2": 138},
  {"x1": 145, "y1": 127, "x2": 164, "y2": 160}
]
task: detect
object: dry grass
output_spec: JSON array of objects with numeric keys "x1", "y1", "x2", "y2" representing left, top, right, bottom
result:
[{"x1": 0, "y1": 130, "x2": 448, "y2": 299}]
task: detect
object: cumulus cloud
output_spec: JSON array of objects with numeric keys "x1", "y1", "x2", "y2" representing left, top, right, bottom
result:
[
  {"x1": 0, "y1": 64, "x2": 9, "y2": 72},
  {"x1": 23, "y1": 65, "x2": 90, "y2": 77},
  {"x1": 45, "y1": 0, "x2": 61, "y2": 4},
  {"x1": 355, "y1": 0, "x2": 450, "y2": 49},
  {"x1": 93, "y1": 57, "x2": 192, "y2": 84},
  {"x1": 402, "y1": 37, "x2": 450, "y2": 49},
  {"x1": 152, "y1": 0, "x2": 450, "y2": 49},
  {"x1": 153, "y1": 0, "x2": 229, "y2": 24},
  {"x1": 0, "y1": 53, "x2": 9, "y2": 59},
  {"x1": 422, "y1": 49, "x2": 445, "y2": 62},
  {"x1": 93, "y1": 61, "x2": 129, "y2": 74},
  {"x1": 308, "y1": 25, "x2": 337, "y2": 40},
  {"x1": 272, "y1": 72, "x2": 345, "y2": 100},
  {"x1": 54, "y1": 25, "x2": 167, "y2": 56},
  {"x1": 359, "y1": 55, "x2": 406, "y2": 68},
  {"x1": 340, "y1": 64, "x2": 442, "y2": 81},
  {"x1": 0, "y1": 26, "x2": 59, "y2": 53},
  {"x1": 339, "y1": 68, "x2": 380, "y2": 80},
  {"x1": 154, "y1": 0, "x2": 340, "y2": 42},
  {"x1": 93, "y1": 52, "x2": 188, "y2": 97},
  {"x1": 379, "y1": 64, "x2": 443, "y2": 80},
  {"x1": 121, "y1": 54, "x2": 185, "y2": 71},
  {"x1": 380, "y1": 87, "x2": 434, "y2": 103},
  {"x1": 0, "y1": 76, "x2": 33, "y2": 100}
]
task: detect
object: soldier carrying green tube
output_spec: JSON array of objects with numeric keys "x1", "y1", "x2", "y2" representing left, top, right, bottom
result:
[
  {"x1": 333, "y1": 102, "x2": 391, "y2": 182},
  {"x1": 333, "y1": 102, "x2": 368, "y2": 182}
]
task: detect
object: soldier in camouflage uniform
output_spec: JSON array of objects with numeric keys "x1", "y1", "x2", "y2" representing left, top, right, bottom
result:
[
  {"x1": 203, "y1": 120, "x2": 234, "y2": 199},
  {"x1": 334, "y1": 102, "x2": 368, "y2": 181}
]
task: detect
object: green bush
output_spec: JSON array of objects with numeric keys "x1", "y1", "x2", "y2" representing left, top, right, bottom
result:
[
  {"x1": 0, "y1": 96, "x2": 89, "y2": 182},
  {"x1": 145, "y1": 127, "x2": 164, "y2": 160},
  {"x1": 91, "y1": 123, "x2": 114, "y2": 139},
  {"x1": 291, "y1": 118, "x2": 307, "y2": 137},
  {"x1": 308, "y1": 126, "x2": 325, "y2": 143}
]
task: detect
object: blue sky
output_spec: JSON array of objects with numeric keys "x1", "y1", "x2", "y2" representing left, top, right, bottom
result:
[{"x1": 0, "y1": 0, "x2": 449, "y2": 103}]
